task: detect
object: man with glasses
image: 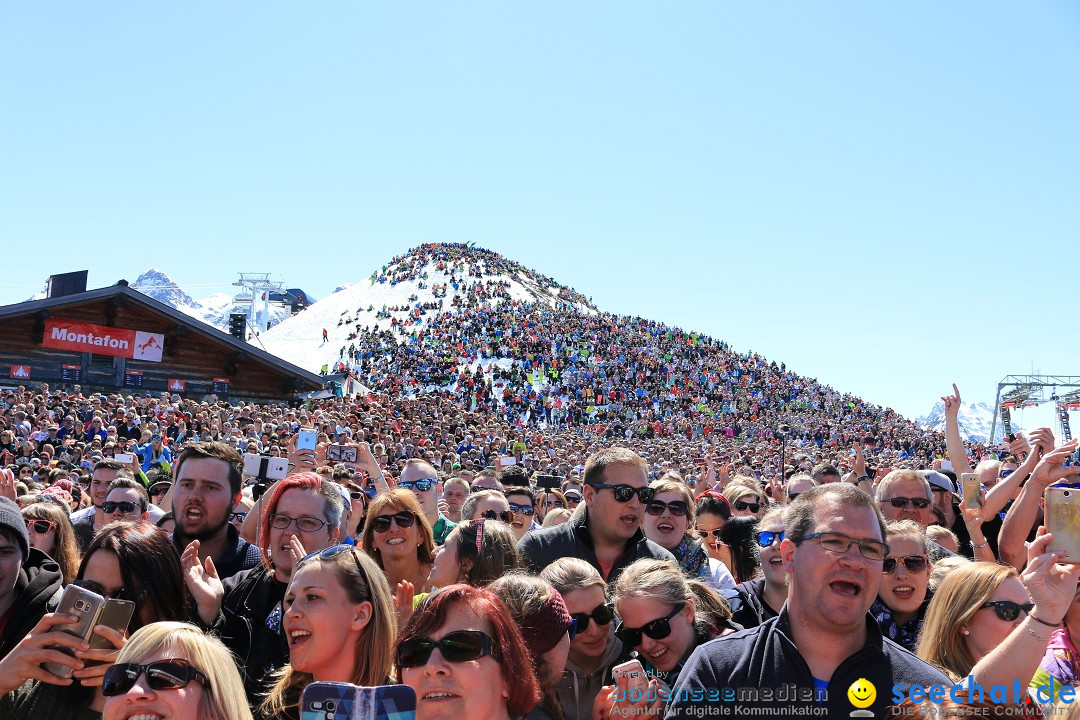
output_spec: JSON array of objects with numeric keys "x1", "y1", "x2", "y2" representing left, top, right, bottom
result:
[
  {"x1": 518, "y1": 448, "x2": 674, "y2": 583},
  {"x1": 874, "y1": 470, "x2": 958, "y2": 562},
  {"x1": 103, "y1": 478, "x2": 150, "y2": 522},
  {"x1": 71, "y1": 458, "x2": 130, "y2": 553},
  {"x1": 398, "y1": 459, "x2": 456, "y2": 544},
  {"x1": 668, "y1": 484, "x2": 948, "y2": 719}
]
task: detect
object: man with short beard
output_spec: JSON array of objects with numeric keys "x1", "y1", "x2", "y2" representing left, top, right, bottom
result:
[{"x1": 171, "y1": 441, "x2": 260, "y2": 581}]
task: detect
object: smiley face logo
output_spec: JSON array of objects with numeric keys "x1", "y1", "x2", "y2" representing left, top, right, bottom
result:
[{"x1": 847, "y1": 678, "x2": 876, "y2": 709}]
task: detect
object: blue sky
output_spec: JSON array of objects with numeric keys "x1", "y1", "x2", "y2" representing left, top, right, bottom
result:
[{"x1": 1, "y1": 2, "x2": 1077, "y2": 423}]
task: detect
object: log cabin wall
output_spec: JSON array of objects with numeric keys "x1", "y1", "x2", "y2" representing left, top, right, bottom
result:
[{"x1": 0, "y1": 293, "x2": 319, "y2": 402}]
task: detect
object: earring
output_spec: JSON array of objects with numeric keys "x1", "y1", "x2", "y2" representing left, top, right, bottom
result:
[{"x1": 962, "y1": 629, "x2": 970, "y2": 635}]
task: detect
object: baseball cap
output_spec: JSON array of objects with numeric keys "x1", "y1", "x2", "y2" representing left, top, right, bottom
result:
[{"x1": 919, "y1": 470, "x2": 956, "y2": 495}]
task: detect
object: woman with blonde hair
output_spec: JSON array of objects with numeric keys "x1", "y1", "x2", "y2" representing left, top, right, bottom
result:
[
  {"x1": 722, "y1": 481, "x2": 765, "y2": 520},
  {"x1": 361, "y1": 489, "x2": 435, "y2": 593},
  {"x1": 22, "y1": 501, "x2": 80, "y2": 584},
  {"x1": 917, "y1": 531, "x2": 1079, "y2": 691},
  {"x1": 260, "y1": 545, "x2": 396, "y2": 720},
  {"x1": 102, "y1": 621, "x2": 252, "y2": 720}
]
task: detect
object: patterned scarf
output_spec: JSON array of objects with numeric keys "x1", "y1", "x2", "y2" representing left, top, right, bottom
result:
[{"x1": 870, "y1": 597, "x2": 925, "y2": 652}]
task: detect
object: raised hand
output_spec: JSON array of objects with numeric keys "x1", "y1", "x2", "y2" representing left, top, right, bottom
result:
[
  {"x1": 941, "y1": 384, "x2": 962, "y2": 418},
  {"x1": 72, "y1": 625, "x2": 127, "y2": 687},
  {"x1": 181, "y1": 540, "x2": 224, "y2": 625},
  {"x1": 394, "y1": 579, "x2": 416, "y2": 630},
  {"x1": 1021, "y1": 529, "x2": 1080, "y2": 625},
  {"x1": 0, "y1": 613, "x2": 87, "y2": 694},
  {"x1": 1030, "y1": 440, "x2": 1080, "y2": 489}
]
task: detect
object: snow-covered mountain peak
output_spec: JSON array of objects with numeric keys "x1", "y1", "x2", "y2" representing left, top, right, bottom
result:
[
  {"x1": 918, "y1": 400, "x2": 1003, "y2": 443},
  {"x1": 132, "y1": 268, "x2": 202, "y2": 310}
]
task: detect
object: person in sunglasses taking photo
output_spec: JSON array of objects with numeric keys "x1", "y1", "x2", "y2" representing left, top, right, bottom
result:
[{"x1": 518, "y1": 448, "x2": 674, "y2": 583}]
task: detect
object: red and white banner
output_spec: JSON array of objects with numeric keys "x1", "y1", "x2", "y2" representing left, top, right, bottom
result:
[
  {"x1": 42, "y1": 320, "x2": 164, "y2": 362},
  {"x1": 9, "y1": 365, "x2": 30, "y2": 379},
  {"x1": 168, "y1": 379, "x2": 187, "y2": 392}
]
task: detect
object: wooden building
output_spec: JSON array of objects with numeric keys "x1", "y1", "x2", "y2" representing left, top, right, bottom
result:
[{"x1": 0, "y1": 280, "x2": 323, "y2": 402}]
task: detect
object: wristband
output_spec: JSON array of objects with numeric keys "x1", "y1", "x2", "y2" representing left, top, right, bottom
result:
[
  {"x1": 1030, "y1": 614, "x2": 1062, "y2": 628},
  {"x1": 971, "y1": 541, "x2": 988, "y2": 549}
]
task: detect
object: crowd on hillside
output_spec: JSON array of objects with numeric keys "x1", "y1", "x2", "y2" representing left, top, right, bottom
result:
[{"x1": 0, "y1": 376, "x2": 1077, "y2": 720}]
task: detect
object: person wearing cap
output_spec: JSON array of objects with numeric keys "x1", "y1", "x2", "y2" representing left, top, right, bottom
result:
[{"x1": 0, "y1": 497, "x2": 64, "y2": 659}]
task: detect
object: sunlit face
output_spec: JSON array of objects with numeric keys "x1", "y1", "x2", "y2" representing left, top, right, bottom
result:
[
  {"x1": 101, "y1": 647, "x2": 207, "y2": 720},
  {"x1": 642, "y1": 491, "x2": 690, "y2": 552},
  {"x1": 504, "y1": 492, "x2": 533, "y2": 541},
  {"x1": 562, "y1": 585, "x2": 610, "y2": 666},
  {"x1": 371, "y1": 504, "x2": 420, "y2": 564},
  {"x1": 962, "y1": 577, "x2": 1030, "y2": 663},
  {"x1": 284, "y1": 560, "x2": 372, "y2": 681},
  {"x1": 877, "y1": 537, "x2": 929, "y2": 622},
  {"x1": 105, "y1": 488, "x2": 147, "y2": 523},
  {"x1": 731, "y1": 494, "x2": 763, "y2": 519},
  {"x1": 24, "y1": 516, "x2": 58, "y2": 556},
  {"x1": 879, "y1": 478, "x2": 933, "y2": 527},
  {"x1": 695, "y1": 512, "x2": 727, "y2": 562},
  {"x1": 469, "y1": 495, "x2": 510, "y2": 521},
  {"x1": 615, "y1": 595, "x2": 696, "y2": 673},
  {"x1": 427, "y1": 527, "x2": 465, "y2": 589},
  {"x1": 268, "y1": 489, "x2": 338, "y2": 582},
  {"x1": 173, "y1": 457, "x2": 234, "y2": 541},
  {"x1": 584, "y1": 463, "x2": 648, "y2": 545},
  {"x1": 758, "y1": 517, "x2": 787, "y2": 589},
  {"x1": 400, "y1": 604, "x2": 510, "y2": 720},
  {"x1": 442, "y1": 484, "x2": 468, "y2": 516}
]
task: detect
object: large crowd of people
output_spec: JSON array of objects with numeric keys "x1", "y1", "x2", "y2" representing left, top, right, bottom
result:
[{"x1": 0, "y1": 246, "x2": 1073, "y2": 719}]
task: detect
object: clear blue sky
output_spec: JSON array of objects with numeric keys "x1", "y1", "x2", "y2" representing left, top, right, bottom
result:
[{"x1": 2, "y1": 2, "x2": 1077, "y2": 422}]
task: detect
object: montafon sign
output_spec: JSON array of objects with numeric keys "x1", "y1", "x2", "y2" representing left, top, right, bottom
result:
[{"x1": 42, "y1": 320, "x2": 164, "y2": 362}]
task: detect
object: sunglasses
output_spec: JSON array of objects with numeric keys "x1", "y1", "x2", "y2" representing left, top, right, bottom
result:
[
  {"x1": 979, "y1": 600, "x2": 1034, "y2": 622},
  {"x1": 72, "y1": 578, "x2": 144, "y2": 603},
  {"x1": 882, "y1": 554, "x2": 929, "y2": 575},
  {"x1": 102, "y1": 501, "x2": 141, "y2": 514},
  {"x1": 615, "y1": 602, "x2": 686, "y2": 648},
  {"x1": 102, "y1": 659, "x2": 209, "y2": 697},
  {"x1": 228, "y1": 512, "x2": 248, "y2": 523},
  {"x1": 734, "y1": 500, "x2": 761, "y2": 513},
  {"x1": 564, "y1": 494, "x2": 582, "y2": 503},
  {"x1": 480, "y1": 510, "x2": 514, "y2": 523},
  {"x1": 646, "y1": 500, "x2": 689, "y2": 517},
  {"x1": 787, "y1": 492, "x2": 801, "y2": 502},
  {"x1": 268, "y1": 514, "x2": 330, "y2": 533},
  {"x1": 508, "y1": 502, "x2": 534, "y2": 516},
  {"x1": 699, "y1": 528, "x2": 724, "y2": 539},
  {"x1": 545, "y1": 500, "x2": 566, "y2": 509},
  {"x1": 372, "y1": 511, "x2": 416, "y2": 533},
  {"x1": 570, "y1": 603, "x2": 614, "y2": 634},
  {"x1": 399, "y1": 479, "x2": 434, "y2": 492},
  {"x1": 886, "y1": 497, "x2": 931, "y2": 509},
  {"x1": 756, "y1": 530, "x2": 784, "y2": 548},
  {"x1": 25, "y1": 518, "x2": 57, "y2": 534},
  {"x1": 397, "y1": 630, "x2": 500, "y2": 668},
  {"x1": 589, "y1": 483, "x2": 655, "y2": 504},
  {"x1": 149, "y1": 486, "x2": 170, "y2": 497},
  {"x1": 296, "y1": 544, "x2": 364, "y2": 574}
]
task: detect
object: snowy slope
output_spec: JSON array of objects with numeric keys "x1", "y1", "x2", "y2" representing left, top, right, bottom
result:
[
  {"x1": 130, "y1": 268, "x2": 292, "y2": 333},
  {"x1": 259, "y1": 254, "x2": 595, "y2": 374},
  {"x1": 917, "y1": 400, "x2": 1016, "y2": 443}
]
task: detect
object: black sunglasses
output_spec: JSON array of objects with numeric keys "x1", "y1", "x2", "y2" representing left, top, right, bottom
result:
[
  {"x1": 508, "y1": 502, "x2": 534, "y2": 516},
  {"x1": 399, "y1": 479, "x2": 434, "y2": 492},
  {"x1": 72, "y1": 578, "x2": 145, "y2": 604},
  {"x1": 882, "y1": 555, "x2": 928, "y2": 575},
  {"x1": 397, "y1": 630, "x2": 500, "y2": 668},
  {"x1": 570, "y1": 603, "x2": 614, "y2": 633},
  {"x1": 102, "y1": 659, "x2": 208, "y2": 697},
  {"x1": 979, "y1": 600, "x2": 1034, "y2": 622},
  {"x1": 734, "y1": 500, "x2": 761, "y2": 513},
  {"x1": 616, "y1": 602, "x2": 686, "y2": 648},
  {"x1": 372, "y1": 511, "x2": 416, "y2": 533},
  {"x1": 646, "y1": 500, "x2": 689, "y2": 517},
  {"x1": 102, "y1": 501, "x2": 141, "y2": 514},
  {"x1": 589, "y1": 483, "x2": 654, "y2": 504},
  {"x1": 228, "y1": 512, "x2": 248, "y2": 523},
  {"x1": 296, "y1": 544, "x2": 364, "y2": 574},
  {"x1": 699, "y1": 528, "x2": 724, "y2": 539},
  {"x1": 887, "y1": 497, "x2": 931, "y2": 509},
  {"x1": 480, "y1": 510, "x2": 514, "y2": 523},
  {"x1": 149, "y1": 486, "x2": 170, "y2": 496}
]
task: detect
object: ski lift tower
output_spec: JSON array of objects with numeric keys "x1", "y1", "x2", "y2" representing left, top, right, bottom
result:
[
  {"x1": 233, "y1": 273, "x2": 286, "y2": 336},
  {"x1": 989, "y1": 374, "x2": 1080, "y2": 445}
]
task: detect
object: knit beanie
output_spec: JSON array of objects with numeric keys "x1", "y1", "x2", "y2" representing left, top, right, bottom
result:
[
  {"x1": 519, "y1": 586, "x2": 574, "y2": 657},
  {"x1": 0, "y1": 497, "x2": 29, "y2": 561}
]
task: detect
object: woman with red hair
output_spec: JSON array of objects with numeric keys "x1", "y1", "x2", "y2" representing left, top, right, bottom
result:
[
  {"x1": 397, "y1": 584, "x2": 541, "y2": 720},
  {"x1": 185, "y1": 472, "x2": 345, "y2": 707}
]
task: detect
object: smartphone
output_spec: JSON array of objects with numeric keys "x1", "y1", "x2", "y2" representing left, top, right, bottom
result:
[
  {"x1": 612, "y1": 659, "x2": 650, "y2": 701},
  {"x1": 535, "y1": 475, "x2": 560, "y2": 491},
  {"x1": 325, "y1": 445, "x2": 357, "y2": 463},
  {"x1": 961, "y1": 473, "x2": 981, "y2": 510},
  {"x1": 500, "y1": 456, "x2": 516, "y2": 466},
  {"x1": 298, "y1": 428, "x2": 317, "y2": 452},
  {"x1": 243, "y1": 454, "x2": 289, "y2": 481},
  {"x1": 301, "y1": 681, "x2": 417, "y2": 720},
  {"x1": 114, "y1": 452, "x2": 134, "y2": 464},
  {"x1": 1045, "y1": 485, "x2": 1080, "y2": 563},
  {"x1": 87, "y1": 599, "x2": 136, "y2": 655},
  {"x1": 44, "y1": 584, "x2": 107, "y2": 678}
]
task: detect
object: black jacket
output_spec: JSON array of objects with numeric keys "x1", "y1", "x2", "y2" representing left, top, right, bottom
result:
[
  {"x1": 665, "y1": 607, "x2": 950, "y2": 719},
  {"x1": 517, "y1": 508, "x2": 676, "y2": 582},
  {"x1": 728, "y1": 577, "x2": 780, "y2": 630},
  {"x1": 216, "y1": 563, "x2": 288, "y2": 705},
  {"x1": 0, "y1": 549, "x2": 64, "y2": 659},
  {"x1": 172, "y1": 523, "x2": 261, "y2": 583}
]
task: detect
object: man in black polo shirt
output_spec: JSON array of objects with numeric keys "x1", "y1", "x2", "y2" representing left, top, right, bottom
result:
[{"x1": 668, "y1": 484, "x2": 949, "y2": 718}]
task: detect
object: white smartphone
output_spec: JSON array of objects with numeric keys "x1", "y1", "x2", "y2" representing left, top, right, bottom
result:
[
  {"x1": 298, "y1": 428, "x2": 317, "y2": 452},
  {"x1": 243, "y1": 454, "x2": 289, "y2": 481},
  {"x1": 114, "y1": 453, "x2": 134, "y2": 464}
]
